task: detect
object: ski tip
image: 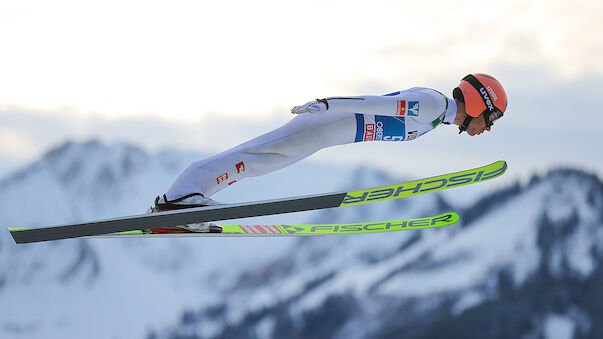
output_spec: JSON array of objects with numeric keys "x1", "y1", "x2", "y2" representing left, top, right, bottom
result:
[
  {"x1": 495, "y1": 160, "x2": 508, "y2": 175},
  {"x1": 448, "y1": 212, "x2": 460, "y2": 223},
  {"x1": 486, "y1": 160, "x2": 507, "y2": 170},
  {"x1": 436, "y1": 212, "x2": 460, "y2": 226},
  {"x1": 477, "y1": 160, "x2": 507, "y2": 182}
]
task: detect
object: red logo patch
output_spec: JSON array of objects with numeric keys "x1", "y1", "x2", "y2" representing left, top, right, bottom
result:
[
  {"x1": 364, "y1": 123, "x2": 375, "y2": 141},
  {"x1": 216, "y1": 173, "x2": 229, "y2": 184},
  {"x1": 396, "y1": 100, "x2": 406, "y2": 116},
  {"x1": 236, "y1": 161, "x2": 245, "y2": 173}
]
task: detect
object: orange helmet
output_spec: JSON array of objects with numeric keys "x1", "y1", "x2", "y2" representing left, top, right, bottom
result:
[{"x1": 453, "y1": 74, "x2": 508, "y2": 134}]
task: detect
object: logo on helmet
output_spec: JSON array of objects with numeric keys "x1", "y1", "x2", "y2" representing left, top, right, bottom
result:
[
  {"x1": 487, "y1": 86, "x2": 498, "y2": 101},
  {"x1": 479, "y1": 87, "x2": 495, "y2": 111}
]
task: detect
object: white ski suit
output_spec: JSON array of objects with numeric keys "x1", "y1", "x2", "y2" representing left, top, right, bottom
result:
[{"x1": 165, "y1": 87, "x2": 458, "y2": 200}]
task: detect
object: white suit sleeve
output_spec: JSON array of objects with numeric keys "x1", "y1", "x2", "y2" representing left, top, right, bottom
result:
[{"x1": 324, "y1": 88, "x2": 448, "y2": 124}]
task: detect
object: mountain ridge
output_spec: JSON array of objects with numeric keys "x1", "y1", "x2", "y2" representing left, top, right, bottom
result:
[
  {"x1": 152, "y1": 165, "x2": 602, "y2": 339},
  {"x1": 0, "y1": 140, "x2": 600, "y2": 339}
]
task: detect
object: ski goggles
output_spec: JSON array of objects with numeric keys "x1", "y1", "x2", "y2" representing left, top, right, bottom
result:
[
  {"x1": 484, "y1": 108, "x2": 504, "y2": 127},
  {"x1": 459, "y1": 107, "x2": 503, "y2": 133}
]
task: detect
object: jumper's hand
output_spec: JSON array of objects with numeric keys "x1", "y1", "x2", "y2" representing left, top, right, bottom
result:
[{"x1": 291, "y1": 99, "x2": 328, "y2": 114}]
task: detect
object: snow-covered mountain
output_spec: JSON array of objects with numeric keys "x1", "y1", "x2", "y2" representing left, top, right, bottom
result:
[
  {"x1": 0, "y1": 140, "x2": 405, "y2": 338},
  {"x1": 153, "y1": 173, "x2": 603, "y2": 338},
  {"x1": 0, "y1": 140, "x2": 601, "y2": 339}
]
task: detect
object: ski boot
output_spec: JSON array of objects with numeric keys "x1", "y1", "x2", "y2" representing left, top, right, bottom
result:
[{"x1": 146, "y1": 193, "x2": 223, "y2": 233}]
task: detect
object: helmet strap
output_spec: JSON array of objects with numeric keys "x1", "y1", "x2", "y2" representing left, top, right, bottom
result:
[{"x1": 458, "y1": 115, "x2": 473, "y2": 134}]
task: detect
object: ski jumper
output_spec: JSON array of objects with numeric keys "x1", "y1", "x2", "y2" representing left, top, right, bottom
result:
[{"x1": 165, "y1": 87, "x2": 458, "y2": 200}]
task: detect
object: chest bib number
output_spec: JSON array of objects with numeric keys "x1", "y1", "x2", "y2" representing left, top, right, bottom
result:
[{"x1": 355, "y1": 114, "x2": 406, "y2": 142}]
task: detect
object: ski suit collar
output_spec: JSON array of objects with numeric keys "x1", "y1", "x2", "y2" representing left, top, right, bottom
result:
[{"x1": 443, "y1": 97, "x2": 457, "y2": 125}]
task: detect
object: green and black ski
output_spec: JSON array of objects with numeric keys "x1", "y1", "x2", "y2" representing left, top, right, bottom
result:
[
  {"x1": 8, "y1": 161, "x2": 506, "y2": 244},
  {"x1": 9, "y1": 213, "x2": 459, "y2": 238}
]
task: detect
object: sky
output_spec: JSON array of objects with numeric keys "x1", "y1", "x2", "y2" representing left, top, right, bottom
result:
[{"x1": 1, "y1": 0, "x2": 602, "y2": 183}]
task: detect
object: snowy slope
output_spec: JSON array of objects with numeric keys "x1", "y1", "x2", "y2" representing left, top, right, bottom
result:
[
  {"x1": 1, "y1": 140, "x2": 601, "y2": 339},
  {"x1": 0, "y1": 140, "x2": 421, "y2": 339},
  {"x1": 154, "y1": 170, "x2": 603, "y2": 339}
]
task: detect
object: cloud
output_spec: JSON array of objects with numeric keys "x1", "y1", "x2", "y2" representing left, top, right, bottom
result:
[
  {"x1": 1, "y1": 0, "x2": 602, "y2": 120},
  {"x1": 0, "y1": 0, "x2": 602, "y2": 180}
]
